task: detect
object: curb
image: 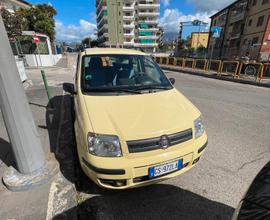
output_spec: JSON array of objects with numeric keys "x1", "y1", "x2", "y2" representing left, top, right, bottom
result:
[{"x1": 162, "y1": 66, "x2": 270, "y2": 89}]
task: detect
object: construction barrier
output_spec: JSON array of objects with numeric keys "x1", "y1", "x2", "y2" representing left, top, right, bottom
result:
[
  {"x1": 153, "y1": 56, "x2": 268, "y2": 83},
  {"x1": 176, "y1": 58, "x2": 184, "y2": 67},
  {"x1": 219, "y1": 61, "x2": 240, "y2": 77},
  {"x1": 161, "y1": 57, "x2": 168, "y2": 65},
  {"x1": 237, "y1": 62, "x2": 264, "y2": 81},
  {"x1": 155, "y1": 57, "x2": 161, "y2": 64},
  {"x1": 184, "y1": 59, "x2": 194, "y2": 69},
  {"x1": 259, "y1": 64, "x2": 270, "y2": 81},
  {"x1": 168, "y1": 57, "x2": 176, "y2": 66},
  {"x1": 207, "y1": 60, "x2": 222, "y2": 73},
  {"x1": 194, "y1": 59, "x2": 208, "y2": 71}
]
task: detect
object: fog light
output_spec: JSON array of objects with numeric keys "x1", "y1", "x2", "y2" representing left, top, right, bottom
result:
[
  {"x1": 115, "y1": 180, "x2": 126, "y2": 187},
  {"x1": 100, "y1": 179, "x2": 127, "y2": 187},
  {"x1": 192, "y1": 157, "x2": 200, "y2": 165}
]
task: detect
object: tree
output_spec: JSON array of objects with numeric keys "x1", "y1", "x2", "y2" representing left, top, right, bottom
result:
[
  {"x1": 0, "y1": 8, "x2": 28, "y2": 39},
  {"x1": 81, "y1": 37, "x2": 91, "y2": 48},
  {"x1": 19, "y1": 4, "x2": 57, "y2": 41}
]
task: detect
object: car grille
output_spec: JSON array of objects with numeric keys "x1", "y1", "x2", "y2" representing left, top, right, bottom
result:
[{"x1": 127, "y1": 128, "x2": 193, "y2": 153}]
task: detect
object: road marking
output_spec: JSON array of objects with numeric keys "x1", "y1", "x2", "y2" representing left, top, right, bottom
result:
[{"x1": 46, "y1": 179, "x2": 58, "y2": 220}]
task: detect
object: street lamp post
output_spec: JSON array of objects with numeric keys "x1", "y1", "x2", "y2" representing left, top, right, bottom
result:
[{"x1": 0, "y1": 15, "x2": 56, "y2": 191}]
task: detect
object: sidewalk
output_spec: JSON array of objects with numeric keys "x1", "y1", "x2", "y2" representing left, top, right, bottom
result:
[
  {"x1": 0, "y1": 55, "x2": 78, "y2": 220},
  {"x1": 160, "y1": 65, "x2": 270, "y2": 88}
]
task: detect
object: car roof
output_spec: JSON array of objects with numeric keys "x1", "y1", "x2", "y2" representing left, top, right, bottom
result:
[{"x1": 82, "y1": 48, "x2": 147, "y2": 56}]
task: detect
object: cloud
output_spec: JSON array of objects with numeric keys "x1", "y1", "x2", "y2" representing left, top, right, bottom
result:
[
  {"x1": 186, "y1": 0, "x2": 234, "y2": 12},
  {"x1": 161, "y1": 0, "x2": 171, "y2": 6},
  {"x1": 55, "y1": 19, "x2": 96, "y2": 42},
  {"x1": 160, "y1": 9, "x2": 212, "y2": 33}
]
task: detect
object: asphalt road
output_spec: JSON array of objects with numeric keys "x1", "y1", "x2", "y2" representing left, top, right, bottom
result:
[{"x1": 64, "y1": 67, "x2": 269, "y2": 220}]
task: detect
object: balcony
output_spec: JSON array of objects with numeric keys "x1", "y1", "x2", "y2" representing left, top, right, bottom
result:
[
  {"x1": 98, "y1": 32, "x2": 109, "y2": 39},
  {"x1": 138, "y1": 35, "x2": 158, "y2": 39},
  {"x1": 123, "y1": 24, "x2": 135, "y2": 29},
  {"x1": 230, "y1": 12, "x2": 245, "y2": 24},
  {"x1": 138, "y1": 12, "x2": 159, "y2": 17},
  {"x1": 139, "y1": 20, "x2": 158, "y2": 24},
  {"x1": 96, "y1": 7, "x2": 108, "y2": 23},
  {"x1": 123, "y1": 15, "x2": 135, "y2": 21},
  {"x1": 123, "y1": 6, "x2": 135, "y2": 11},
  {"x1": 138, "y1": 4, "x2": 160, "y2": 9},
  {"x1": 138, "y1": 28, "x2": 159, "y2": 32},
  {"x1": 124, "y1": 32, "x2": 135, "y2": 38},
  {"x1": 99, "y1": 24, "x2": 108, "y2": 31},
  {"x1": 230, "y1": 32, "x2": 241, "y2": 40},
  {"x1": 135, "y1": 43, "x2": 158, "y2": 47},
  {"x1": 97, "y1": 16, "x2": 107, "y2": 28},
  {"x1": 124, "y1": 41, "x2": 134, "y2": 46}
]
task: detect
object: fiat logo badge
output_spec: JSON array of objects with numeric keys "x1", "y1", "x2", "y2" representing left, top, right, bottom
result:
[{"x1": 160, "y1": 135, "x2": 169, "y2": 149}]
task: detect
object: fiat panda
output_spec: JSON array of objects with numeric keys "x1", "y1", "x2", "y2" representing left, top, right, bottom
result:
[{"x1": 65, "y1": 48, "x2": 207, "y2": 189}]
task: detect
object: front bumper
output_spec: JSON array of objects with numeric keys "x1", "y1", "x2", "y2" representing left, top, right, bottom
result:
[{"x1": 80, "y1": 133, "x2": 207, "y2": 189}]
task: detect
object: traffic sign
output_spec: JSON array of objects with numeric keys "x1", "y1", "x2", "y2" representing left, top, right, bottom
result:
[
  {"x1": 33, "y1": 35, "x2": 39, "y2": 43},
  {"x1": 211, "y1": 26, "x2": 221, "y2": 38}
]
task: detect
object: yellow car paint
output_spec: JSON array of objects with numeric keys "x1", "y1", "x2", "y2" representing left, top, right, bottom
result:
[{"x1": 74, "y1": 48, "x2": 207, "y2": 189}]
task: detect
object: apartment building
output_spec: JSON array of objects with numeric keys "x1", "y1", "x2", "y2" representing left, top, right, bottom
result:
[
  {"x1": 0, "y1": 0, "x2": 31, "y2": 12},
  {"x1": 208, "y1": 0, "x2": 270, "y2": 61},
  {"x1": 96, "y1": 0, "x2": 160, "y2": 52}
]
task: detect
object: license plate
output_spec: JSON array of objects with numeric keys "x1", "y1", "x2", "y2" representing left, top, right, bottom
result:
[{"x1": 149, "y1": 160, "x2": 183, "y2": 178}]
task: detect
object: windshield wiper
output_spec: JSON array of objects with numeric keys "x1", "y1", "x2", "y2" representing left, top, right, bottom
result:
[
  {"x1": 134, "y1": 85, "x2": 172, "y2": 91},
  {"x1": 85, "y1": 88, "x2": 142, "y2": 94}
]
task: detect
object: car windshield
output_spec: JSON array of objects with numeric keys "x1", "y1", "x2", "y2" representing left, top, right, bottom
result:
[{"x1": 81, "y1": 54, "x2": 172, "y2": 93}]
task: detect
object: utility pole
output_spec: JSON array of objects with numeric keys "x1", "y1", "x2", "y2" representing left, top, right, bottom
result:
[{"x1": 0, "y1": 15, "x2": 51, "y2": 191}]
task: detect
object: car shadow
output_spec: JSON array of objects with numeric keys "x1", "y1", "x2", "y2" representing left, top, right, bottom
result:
[
  {"x1": 0, "y1": 138, "x2": 16, "y2": 169},
  {"x1": 54, "y1": 183, "x2": 235, "y2": 220},
  {"x1": 45, "y1": 93, "x2": 78, "y2": 184}
]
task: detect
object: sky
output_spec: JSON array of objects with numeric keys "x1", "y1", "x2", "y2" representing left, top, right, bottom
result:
[{"x1": 28, "y1": 0, "x2": 235, "y2": 42}]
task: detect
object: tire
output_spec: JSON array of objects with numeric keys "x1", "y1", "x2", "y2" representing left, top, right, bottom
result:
[{"x1": 244, "y1": 65, "x2": 256, "y2": 77}]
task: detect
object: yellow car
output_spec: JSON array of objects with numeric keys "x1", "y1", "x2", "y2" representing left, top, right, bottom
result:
[{"x1": 66, "y1": 48, "x2": 207, "y2": 189}]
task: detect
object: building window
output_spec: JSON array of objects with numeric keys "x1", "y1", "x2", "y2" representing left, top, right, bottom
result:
[
  {"x1": 257, "y1": 15, "x2": 264, "y2": 27},
  {"x1": 248, "y1": 19, "x2": 252, "y2": 26},
  {"x1": 252, "y1": 37, "x2": 259, "y2": 45},
  {"x1": 262, "y1": 0, "x2": 269, "y2": 4}
]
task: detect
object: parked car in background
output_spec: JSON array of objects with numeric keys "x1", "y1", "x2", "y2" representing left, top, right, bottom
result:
[{"x1": 64, "y1": 48, "x2": 207, "y2": 189}]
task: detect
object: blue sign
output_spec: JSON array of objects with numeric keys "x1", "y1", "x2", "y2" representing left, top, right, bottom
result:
[{"x1": 211, "y1": 26, "x2": 221, "y2": 38}]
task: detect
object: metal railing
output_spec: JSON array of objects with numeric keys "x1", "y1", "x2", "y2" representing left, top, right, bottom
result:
[
  {"x1": 219, "y1": 61, "x2": 240, "y2": 77},
  {"x1": 154, "y1": 56, "x2": 269, "y2": 82}
]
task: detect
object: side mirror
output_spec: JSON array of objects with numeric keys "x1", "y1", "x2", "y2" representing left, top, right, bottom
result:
[
  {"x1": 169, "y1": 78, "x2": 175, "y2": 85},
  {"x1": 63, "y1": 83, "x2": 75, "y2": 94}
]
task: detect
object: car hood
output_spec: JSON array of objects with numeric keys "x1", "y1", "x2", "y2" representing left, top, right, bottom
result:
[{"x1": 83, "y1": 88, "x2": 200, "y2": 141}]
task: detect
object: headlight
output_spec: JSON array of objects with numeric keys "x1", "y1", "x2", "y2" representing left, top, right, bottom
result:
[
  {"x1": 194, "y1": 116, "x2": 204, "y2": 139},
  {"x1": 87, "y1": 133, "x2": 122, "y2": 157}
]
